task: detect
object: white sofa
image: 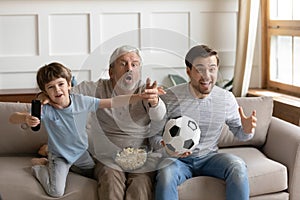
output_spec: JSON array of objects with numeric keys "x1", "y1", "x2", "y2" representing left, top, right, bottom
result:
[{"x1": 0, "y1": 96, "x2": 300, "y2": 200}]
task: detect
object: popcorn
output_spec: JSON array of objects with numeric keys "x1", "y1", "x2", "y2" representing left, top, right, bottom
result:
[{"x1": 114, "y1": 147, "x2": 147, "y2": 171}]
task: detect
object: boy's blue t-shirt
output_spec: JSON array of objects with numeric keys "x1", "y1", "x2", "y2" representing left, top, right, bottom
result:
[{"x1": 41, "y1": 94, "x2": 100, "y2": 164}]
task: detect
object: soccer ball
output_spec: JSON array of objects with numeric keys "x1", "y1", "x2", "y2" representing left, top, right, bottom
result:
[{"x1": 163, "y1": 116, "x2": 201, "y2": 154}]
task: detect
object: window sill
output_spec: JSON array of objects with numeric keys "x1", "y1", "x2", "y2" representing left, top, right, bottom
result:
[{"x1": 247, "y1": 88, "x2": 300, "y2": 126}]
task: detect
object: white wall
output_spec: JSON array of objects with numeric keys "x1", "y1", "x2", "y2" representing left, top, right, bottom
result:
[{"x1": 0, "y1": 0, "x2": 260, "y2": 90}]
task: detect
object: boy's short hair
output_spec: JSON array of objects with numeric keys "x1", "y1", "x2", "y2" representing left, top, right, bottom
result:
[{"x1": 37, "y1": 62, "x2": 72, "y2": 92}]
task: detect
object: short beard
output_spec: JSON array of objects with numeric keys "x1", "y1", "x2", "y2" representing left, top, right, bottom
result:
[
  {"x1": 118, "y1": 80, "x2": 137, "y2": 92},
  {"x1": 190, "y1": 82, "x2": 212, "y2": 98},
  {"x1": 114, "y1": 77, "x2": 140, "y2": 94}
]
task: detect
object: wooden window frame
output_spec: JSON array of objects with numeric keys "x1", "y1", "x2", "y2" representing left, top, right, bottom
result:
[{"x1": 261, "y1": 0, "x2": 300, "y2": 97}]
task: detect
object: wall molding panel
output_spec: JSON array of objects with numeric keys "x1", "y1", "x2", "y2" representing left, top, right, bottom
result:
[
  {"x1": 0, "y1": 14, "x2": 38, "y2": 57},
  {"x1": 49, "y1": 13, "x2": 91, "y2": 56},
  {"x1": 0, "y1": 0, "x2": 240, "y2": 89}
]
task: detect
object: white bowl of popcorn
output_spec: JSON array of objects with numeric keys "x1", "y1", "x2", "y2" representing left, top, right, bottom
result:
[{"x1": 114, "y1": 146, "x2": 148, "y2": 171}]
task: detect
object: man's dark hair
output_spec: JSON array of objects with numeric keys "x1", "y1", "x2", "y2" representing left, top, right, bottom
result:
[{"x1": 185, "y1": 45, "x2": 219, "y2": 69}]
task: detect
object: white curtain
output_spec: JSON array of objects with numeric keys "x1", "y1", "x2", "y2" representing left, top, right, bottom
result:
[{"x1": 232, "y1": 0, "x2": 260, "y2": 97}]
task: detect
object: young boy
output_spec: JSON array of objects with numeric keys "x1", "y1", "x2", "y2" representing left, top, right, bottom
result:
[{"x1": 9, "y1": 62, "x2": 164, "y2": 198}]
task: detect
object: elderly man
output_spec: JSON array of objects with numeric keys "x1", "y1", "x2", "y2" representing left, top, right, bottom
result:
[{"x1": 38, "y1": 45, "x2": 166, "y2": 200}]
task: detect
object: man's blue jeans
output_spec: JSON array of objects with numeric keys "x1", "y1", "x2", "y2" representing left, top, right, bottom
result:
[{"x1": 155, "y1": 152, "x2": 249, "y2": 200}]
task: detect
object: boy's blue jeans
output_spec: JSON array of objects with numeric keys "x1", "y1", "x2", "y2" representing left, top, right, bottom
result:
[{"x1": 155, "y1": 152, "x2": 249, "y2": 200}]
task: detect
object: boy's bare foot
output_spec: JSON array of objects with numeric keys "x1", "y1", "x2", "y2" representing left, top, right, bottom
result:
[
  {"x1": 31, "y1": 158, "x2": 48, "y2": 166},
  {"x1": 38, "y1": 144, "x2": 48, "y2": 157}
]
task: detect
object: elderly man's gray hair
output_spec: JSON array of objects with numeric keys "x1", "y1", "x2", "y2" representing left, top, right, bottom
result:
[{"x1": 109, "y1": 45, "x2": 143, "y2": 68}]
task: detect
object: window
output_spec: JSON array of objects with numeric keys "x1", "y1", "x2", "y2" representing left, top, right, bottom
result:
[{"x1": 262, "y1": 0, "x2": 300, "y2": 96}]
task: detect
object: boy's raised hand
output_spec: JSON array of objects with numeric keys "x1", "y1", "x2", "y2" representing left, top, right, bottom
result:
[{"x1": 25, "y1": 114, "x2": 40, "y2": 128}]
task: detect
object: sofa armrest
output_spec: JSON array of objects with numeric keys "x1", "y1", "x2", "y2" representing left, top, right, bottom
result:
[{"x1": 263, "y1": 117, "x2": 300, "y2": 200}]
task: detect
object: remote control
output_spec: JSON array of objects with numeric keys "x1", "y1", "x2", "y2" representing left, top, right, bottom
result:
[{"x1": 31, "y1": 100, "x2": 41, "y2": 131}]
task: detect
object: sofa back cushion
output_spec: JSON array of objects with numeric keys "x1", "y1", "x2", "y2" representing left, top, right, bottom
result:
[
  {"x1": 218, "y1": 96, "x2": 273, "y2": 148},
  {"x1": 0, "y1": 102, "x2": 48, "y2": 155}
]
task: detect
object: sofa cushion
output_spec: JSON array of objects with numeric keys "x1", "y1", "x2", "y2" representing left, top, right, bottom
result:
[
  {"x1": 218, "y1": 96, "x2": 273, "y2": 148},
  {"x1": 0, "y1": 102, "x2": 48, "y2": 155},
  {"x1": 178, "y1": 147, "x2": 287, "y2": 199},
  {"x1": 178, "y1": 176, "x2": 225, "y2": 200},
  {"x1": 221, "y1": 147, "x2": 288, "y2": 196},
  {"x1": 0, "y1": 156, "x2": 98, "y2": 200}
]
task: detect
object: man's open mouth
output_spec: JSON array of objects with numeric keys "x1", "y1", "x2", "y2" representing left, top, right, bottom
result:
[{"x1": 125, "y1": 75, "x2": 132, "y2": 81}]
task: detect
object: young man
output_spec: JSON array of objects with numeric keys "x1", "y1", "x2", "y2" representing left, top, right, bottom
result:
[
  {"x1": 151, "y1": 44, "x2": 257, "y2": 200},
  {"x1": 9, "y1": 62, "x2": 162, "y2": 198},
  {"x1": 37, "y1": 45, "x2": 166, "y2": 200}
]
